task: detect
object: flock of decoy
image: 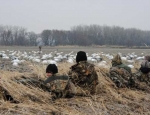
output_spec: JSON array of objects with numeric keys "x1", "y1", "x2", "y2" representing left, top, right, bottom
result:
[{"x1": 0, "y1": 50, "x2": 146, "y2": 69}]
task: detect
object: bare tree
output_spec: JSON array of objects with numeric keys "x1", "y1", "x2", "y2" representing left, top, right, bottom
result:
[
  {"x1": 41, "y1": 30, "x2": 51, "y2": 45},
  {"x1": 27, "y1": 32, "x2": 38, "y2": 46}
]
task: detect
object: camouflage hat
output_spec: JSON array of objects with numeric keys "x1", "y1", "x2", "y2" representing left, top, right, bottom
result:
[
  {"x1": 112, "y1": 54, "x2": 122, "y2": 66},
  {"x1": 46, "y1": 64, "x2": 58, "y2": 74},
  {"x1": 76, "y1": 51, "x2": 87, "y2": 63}
]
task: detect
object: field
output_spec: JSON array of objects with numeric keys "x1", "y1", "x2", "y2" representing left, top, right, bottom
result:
[
  {"x1": 0, "y1": 46, "x2": 150, "y2": 55},
  {"x1": 0, "y1": 46, "x2": 150, "y2": 115}
]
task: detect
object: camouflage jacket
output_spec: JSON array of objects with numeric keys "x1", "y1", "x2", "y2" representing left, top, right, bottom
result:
[
  {"x1": 137, "y1": 60, "x2": 150, "y2": 85},
  {"x1": 109, "y1": 66, "x2": 132, "y2": 88},
  {"x1": 133, "y1": 71, "x2": 150, "y2": 86},
  {"x1": 14, "y1": 75, "x2": 73, "y2": 100},
  {"x1": 140, "y1": 60, "x2": 150, "y2": 74},
  {"x1": 44, "y1": 74, "x2": 69, "y2": 92},
  {"x1": 44, "y1": 74, "x2": 76, "y2": 99},
  {"x1": 141, "y1": 60, "x2": 150, "y2": 68},
  {"x1": 68, "y1": 61, "x2": 98, "y2": 94}
]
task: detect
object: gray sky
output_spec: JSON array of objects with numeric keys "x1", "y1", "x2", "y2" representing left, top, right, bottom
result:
[{"x1": 0, "y1": 0, "x2": 150, "y2": 33}]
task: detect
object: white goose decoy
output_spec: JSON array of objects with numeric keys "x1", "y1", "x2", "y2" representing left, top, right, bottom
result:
[
  {"x1": 54, "y1": 57, "x2": 61, "y2": 62},
  {"x1": 121, "y1": 57, "x2": 127, "y2": 61},
  {"x1": 97, "y1": 61, "x2": 110, "y2": 68},
  {"x1": 126, "y1": 55, "x2": 133, "y2": 60},
  {"x1": 87, "y1": 56, "x2": 92, "y2": 61},
  {"x1": 95, "y1": 55, "x2": 102, "y2": 61},
  {"x1": 127, "y1": 60, "x2": 134, "y2": 63},
  {"x1": 47, "y1": 60, "x2": 57, "y2": 65},
  {"x1": 2, "y1": 54, "x2": 9, "y2": 59},
  {"x1": 48, "y1": 53, "x2": 53, "y2": 58},
  {"x1": 11, "y1": 58, "x2": 21, "y2": 64},
  {"x1": 135, "y1": 56, "x2": 144, "y2": 60},
  {"x1": 12, "y1": 62, "x2": 18, "y2": 67},
  {"x1": 91, "y1": 58, "x2": 97, "y2": 63},
  {"x1": 67, "y1": 58, "x2": 74, "y2": 63},
  {"x1": 33, "y1": 58, "x2": 41, "y2": 63},
  {"x1": 54, "y1": 54, "x2": 63, "y2": 62},
  {"x1": 105, "y1": 54, "x2": 113, "y2": 60},
  {"x1": 42, "y1": 60, "x2": 48, "y2": 64},
  {"x1": 41, "y1": 54, "x2": 49, "y2": 60},
  {"x1": 128, "y1": 64, "x2": 134, "y2": 69}
]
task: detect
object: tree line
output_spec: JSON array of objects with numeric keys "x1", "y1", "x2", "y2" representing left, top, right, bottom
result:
[{"x1": 0, "y1": 25, "x2": 150, "y2": 46}]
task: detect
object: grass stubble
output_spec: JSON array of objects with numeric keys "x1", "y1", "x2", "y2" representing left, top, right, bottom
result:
[{"x1": 0, "y1": 56, "x2": 150, "y2": 115}]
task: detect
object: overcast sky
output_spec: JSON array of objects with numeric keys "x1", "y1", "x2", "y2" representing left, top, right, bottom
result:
[{"x1": 0, "y1": 0, "x2": 150, "y2": 33}]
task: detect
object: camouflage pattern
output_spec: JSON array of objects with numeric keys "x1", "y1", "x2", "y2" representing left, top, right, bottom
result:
[
  {"x1": 109, "y1": 54, "x2": 133, "y2": 88},
  {"x1": 141, "y1": 60, "x2": 150, "y2": 68},
  {"x1": 144, "y1": 55, "x2": 150, "y2": 62},
  {"x1": 109, "y1": 67, "x2": 132, "y2": 87},
  {"x1": 127, "y1": 56, "x2": 150, "y2": 92},
  {"x1": 44, "y1": 74, "x2": 69, "y2": 92},
  {"x1": 42, "y1": 74, "x2": 72, "y2": 100},
  {"x1": 139, "y1": 73, "x2": 150, "y2": 86},
  {"x1": 133, "y1": 60, "x2": 150, "y2": 86},
  {"x1": 15, "y1": 77, "x2": 52, "y2": 92},
  {"x1": 62, "y1": 80, "x2": 76, "y2": 98},
  {"x1": 112, "y1": 54, "x2": 122, "y2": 66},
  {"x1": 68, "y1": 61, "x2": 99, "y2": 95},
  {"x1": 47, "y1": 79, "x2": 76, "y2": 100},
  {"x1": 15, "y1": 75, "x2": 73, "y2": 100},
  {"x1": 129, "y1": 72, "x2": 150, "y2": 93}
]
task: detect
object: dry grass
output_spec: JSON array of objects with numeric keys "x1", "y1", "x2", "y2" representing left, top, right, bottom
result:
[{"x1": 0, "y1": 61, "x2": 150, "y2": 115}]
